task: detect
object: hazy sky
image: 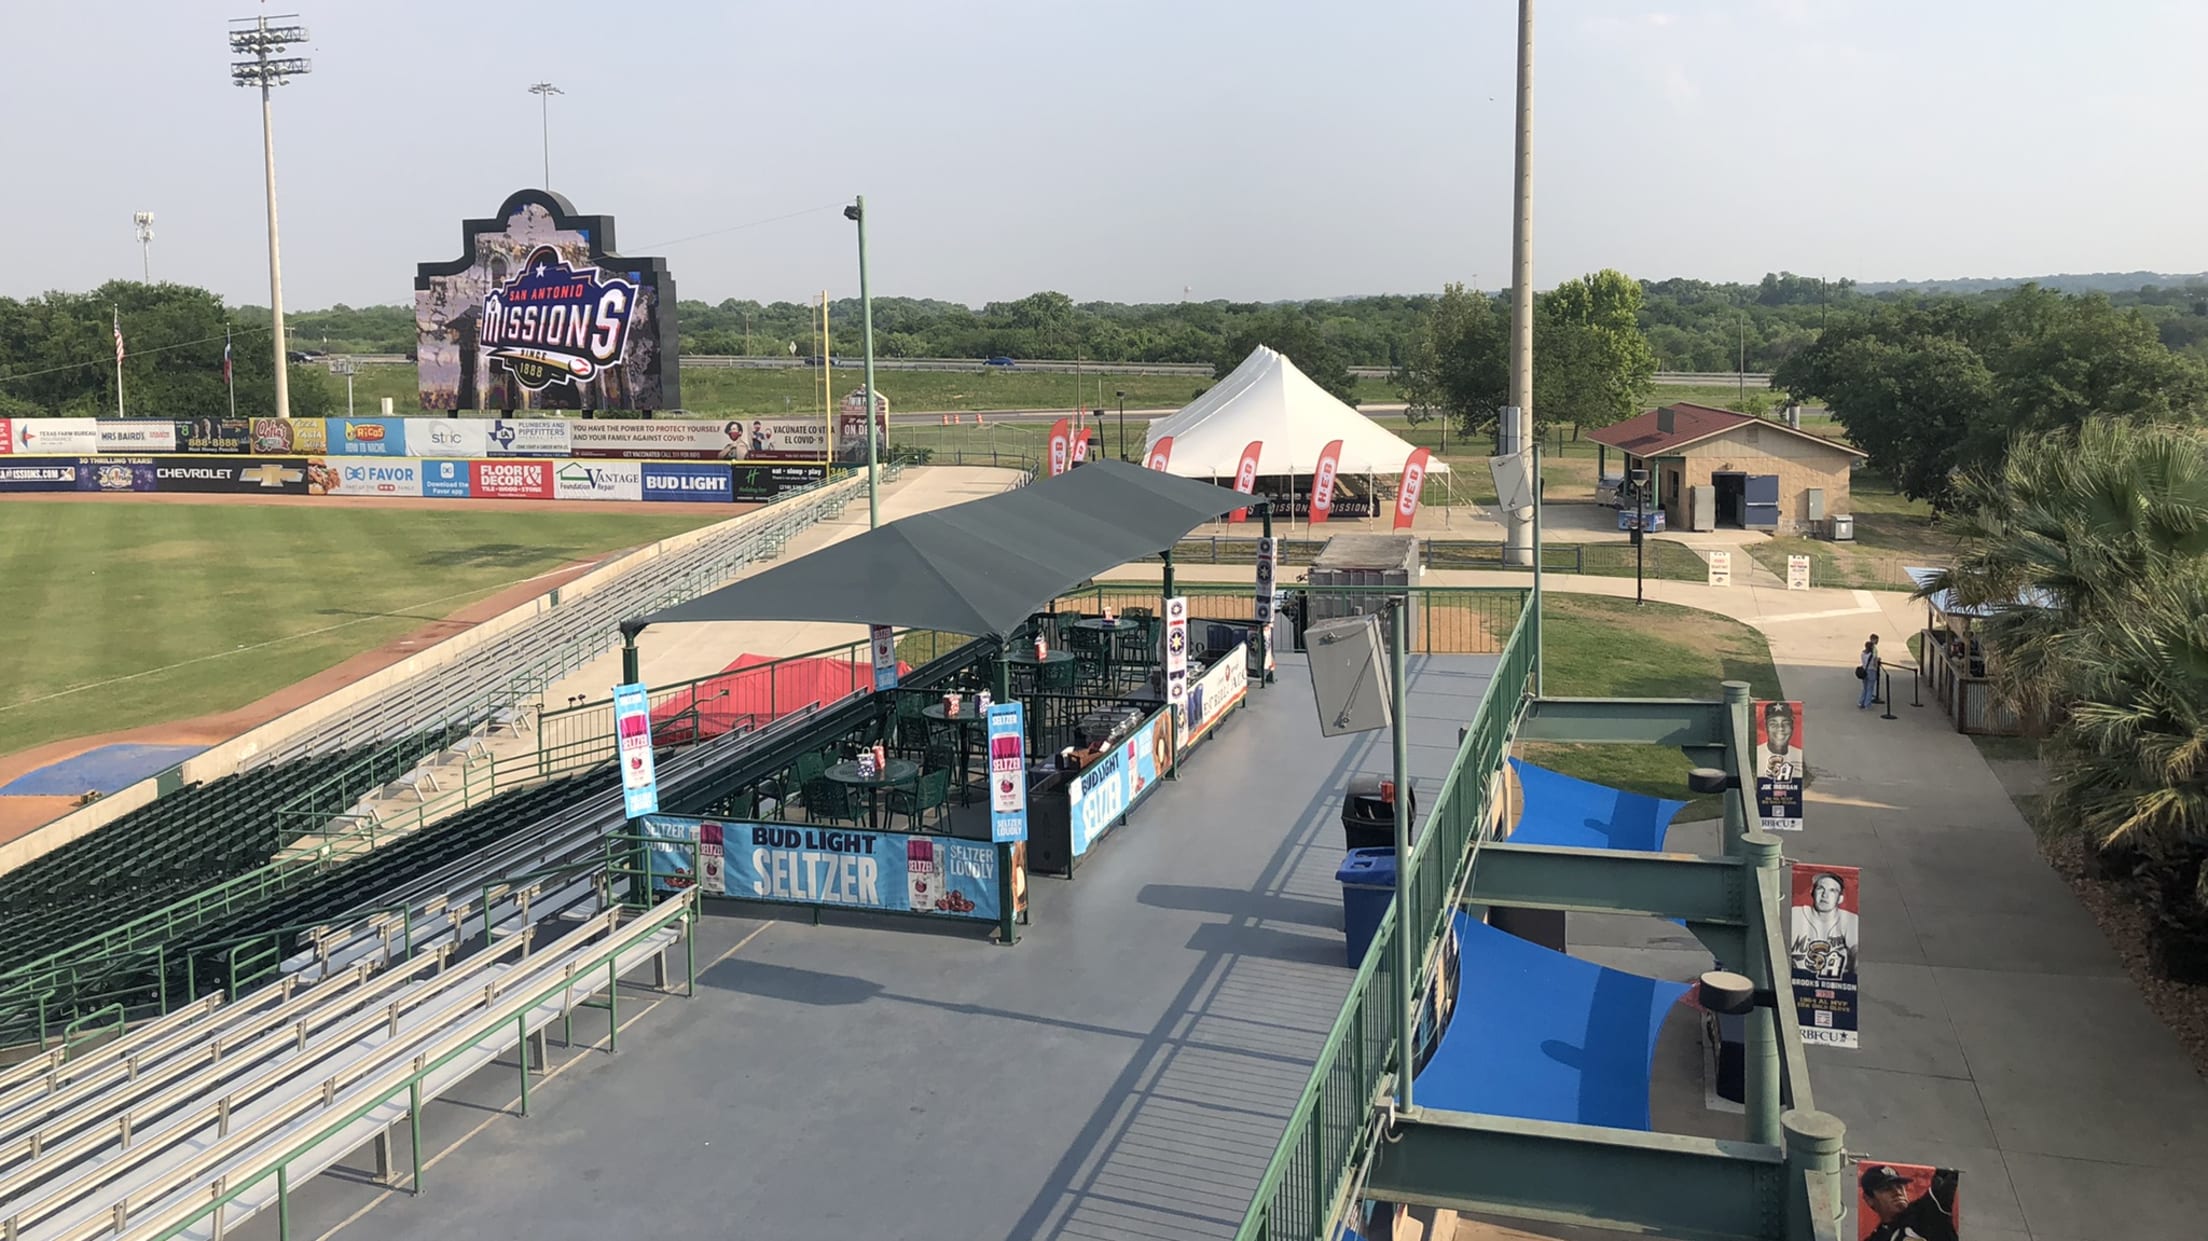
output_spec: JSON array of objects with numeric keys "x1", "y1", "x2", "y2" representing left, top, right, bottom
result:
[{"x1": 5, "y1": 0, "x2": 2204, "y2": 311}]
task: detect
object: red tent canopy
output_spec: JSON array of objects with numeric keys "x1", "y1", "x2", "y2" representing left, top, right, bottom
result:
[{"x1": 650, "y1": 652, "x2": 910, "y2": 744}]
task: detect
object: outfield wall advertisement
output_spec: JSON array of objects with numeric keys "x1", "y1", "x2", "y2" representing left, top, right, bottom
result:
[{"x1": 0, "y1": 452, "x2": 817, "y2": 504}]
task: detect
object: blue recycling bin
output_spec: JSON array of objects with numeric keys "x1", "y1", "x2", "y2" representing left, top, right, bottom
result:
[{"x1": 1336, "y1": 848, "x2": 1399, "y2": 968}]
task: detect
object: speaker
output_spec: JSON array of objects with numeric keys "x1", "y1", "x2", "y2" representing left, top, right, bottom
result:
[{"x1": 1305, "y1": 614, "x2": 1392, "y2": 737}]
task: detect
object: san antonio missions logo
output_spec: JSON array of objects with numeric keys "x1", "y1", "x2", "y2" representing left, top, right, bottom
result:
[{"x1": 482, "y1": 246, "x2": 638, "y2": 391}]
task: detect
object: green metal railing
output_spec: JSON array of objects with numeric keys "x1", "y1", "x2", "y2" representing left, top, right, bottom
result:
[
  {"x1": 1158, "y1": 534, "x2": 1710, "y2": 582},
  {"x1": 1056, "y1": 583, "x2": 1527, "y2": 656},
  {"x1": 1235, "y1": 597, "x2": 1537, "y2": 1241}
]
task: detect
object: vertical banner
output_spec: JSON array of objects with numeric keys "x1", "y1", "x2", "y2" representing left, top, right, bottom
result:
[
  {"x1": 1163, "y1": 596, "x2": 1191, "y2": 717},
  {"x1": 1856, "y1": 1163, "x2": 1959, "y2": 1241},
  {"x1": 1047, "y1": 418, "x2": 1072, "y2": 477},
  {"x1": 869, "y1": 625, "x2": 899, "y2": 693},
  {"x1": 987, "y1": 702, "x2": 1029, "y2": 843},
  {"x1": 1254, "y1": 536, "x2": 1278, "y2": 625},
  {"x1": 1228, "y1": 440, "x2": 1263, "y2": 523},
  {"x1": 1754, "y1": 699, "x2": 1805, "y2": 831},
  {"x1": 1071, "y1": 427, "x2": 1092, "y2": 464},
  {"x1": 1707, "y1": 549, "x2": 1732, "y2": 587},
  {"x1": 1787, "y1": 554, "x2": 1811, "y2": 590},
  {"x1": 1395, "y1": 447, "x2": 1431, "y2": 530},
  {"x1": 1789, "y1": 863, "x2": 1860, "y2": 1048},
  {"x1": 1309, "y1": 438, "x2": 1343, "y2": 524},
  {"x1": 613, "y1": 682, "x2": 660, "y2": 818},
  {"x1": 1145, "y1": 436, "x2": 1174, "y2": 471}
]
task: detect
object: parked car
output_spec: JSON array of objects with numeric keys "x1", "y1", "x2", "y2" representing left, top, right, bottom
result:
[{"x1": 984, "y1": 355, "x2": 1018, "y2": 369}]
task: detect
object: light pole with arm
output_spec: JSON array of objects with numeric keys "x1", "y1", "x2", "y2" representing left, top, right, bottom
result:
[
  {"x1": 230, "y1": 14, "x2": 311, "y2": 420},
  {"x1": 529, "y1": 82, "x2": 562, "y2": 188},
  {"x1": 845, "y1": 197, "x2": 881, "y2": 529}
]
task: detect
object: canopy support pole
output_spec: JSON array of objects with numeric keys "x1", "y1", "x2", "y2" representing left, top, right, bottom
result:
[
  {"x1": 1160, "y1": 547, "x2": 1175, "y2": 604},
  {"x1": 1255, "y1": 503, "x2": 1273, "y2": 684},
  {"x1": 1532, "y1": 446, "x2": 1544, "y2": 697},
  {"x1": 621, "y1": 631, "x2": 641, "y2": 686},
  {"x1": 1391, "y1": 594, "x2": 1414, "y2": 1113}
]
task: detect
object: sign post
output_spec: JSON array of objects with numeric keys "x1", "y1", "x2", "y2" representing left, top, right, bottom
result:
[{"x1": 987, "y1": 701, "x2": 1029, "y2": 946}]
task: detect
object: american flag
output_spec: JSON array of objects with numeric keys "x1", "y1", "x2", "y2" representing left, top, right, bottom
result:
[
  {"x1": 112, "y1": 310, "x2": 125, "y2": 365},
  {"x1": 222, "y1": 328, "x2": 233, "y2": 384}
]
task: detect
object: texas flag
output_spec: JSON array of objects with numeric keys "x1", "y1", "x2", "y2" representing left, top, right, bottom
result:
[{"x1": 222, "y1": 328, "x2": 233, "y2": 385}]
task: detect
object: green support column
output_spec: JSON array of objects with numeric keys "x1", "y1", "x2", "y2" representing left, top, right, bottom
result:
[
  {"x1": 1390, "y1": 595, "x2": 1415, "y2": 1111},
  {"x1": 996, "y1": 842, "x2": 1018, "y2": 947},
  {"x1": 1160, "y1": 547, "x2": 1175, "y2": 604},
  {"x1": 621, "y1": 630, "x2": 641, "y2": 687},
  {"x1": 1532, "y1": 451, "x2": 1545, "y2": 697},
  {"x1": 1721, "y1": 680, "x2": 1751, "y2": 858},
  {"x1": 1742, "y1": 829, "x2": 1784, "y2": 1147},
  {"x1": 1783, "y1": 1109, "x2": 1848, "y2": 1241}
]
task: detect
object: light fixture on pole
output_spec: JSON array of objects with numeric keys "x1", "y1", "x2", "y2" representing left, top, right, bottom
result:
[
  {"x1": 132, "y1": 212, "x2": 155, "y2": 283},
  {"x1": 528, "y1": 81, "x2": 562, "y2": 189},
  {"x1": 844, "y1": 196, "x2": 881, "y2": 529},
  {"x1": 230, "y1": 13, "x2": 311, "y2": 421},
  {"x1": 1630, "y1": 465, "x2": 1650, "y2": 606},
  {"x1": 329, "y1": 357, "x2": 359, "y2": 417}
]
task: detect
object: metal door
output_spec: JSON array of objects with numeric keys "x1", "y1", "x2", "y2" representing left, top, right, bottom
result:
[{"x1": 1744, "y1": 474, "x2": 1780, "y2": 528}]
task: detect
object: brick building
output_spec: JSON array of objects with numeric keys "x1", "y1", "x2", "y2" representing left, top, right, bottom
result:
[{"x1": 1587, "y1": 403, "x2": 1866, "y2": 534}]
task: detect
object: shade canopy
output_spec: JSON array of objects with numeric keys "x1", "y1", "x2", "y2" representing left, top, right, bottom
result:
[
  {"x1": 627, "y1": 460, "x2": 1256, "y2": 638},
  {"x1": 1415, "y1": 913, "x2": 1686, "y2": 1131},
  {"x1": 1142, "y1": 345, "x2": 1446, "y2": 478},
  {"x1": 1505, "y1": 758, "x2": 1685, "y2": 852}
]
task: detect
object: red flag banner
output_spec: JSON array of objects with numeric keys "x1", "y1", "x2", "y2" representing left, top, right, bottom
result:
[
  {"x1": 1229, "y1": 440, "x2": 1263, "y2": 523},
  {"x1": 1310, "y1": 438, "x2": 1344, "y2": 525},
  {"x1": 1071, "y1": 427, "x2": 1092, "y2": 464},
  {"x1": 1145, "y1": 437, "x2": 1174, "y2": 471},
  {"x1": 1394, "y1": 448, "x2": 1430, "y2": 530},
  {"x1": 1047, "y1": 418, "x2": 1071, "y2": 477}
]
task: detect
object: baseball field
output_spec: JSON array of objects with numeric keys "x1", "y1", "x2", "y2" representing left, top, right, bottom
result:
[{"x1": 0, "y1": 499, "x2": 737, "y2": 761}]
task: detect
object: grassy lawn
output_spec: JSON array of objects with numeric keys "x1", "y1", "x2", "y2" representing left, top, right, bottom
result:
[
  {"x1": 0, "y1": 504, "x2": 733, "y2": 757},
  {"x1": 1520, "y1": 593, "x2": 1784, "y2": 820},
  {"x1": 1742, "y1": 468, "x2": 1945, "y2": 591}
]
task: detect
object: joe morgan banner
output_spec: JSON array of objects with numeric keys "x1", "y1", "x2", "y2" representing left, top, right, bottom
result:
[{"x1": 641, "y1": 816, "x2": 1006, "y2": 922}]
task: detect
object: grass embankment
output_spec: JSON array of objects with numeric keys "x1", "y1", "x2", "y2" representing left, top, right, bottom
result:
[
  {"x1": 1742, "y1": 468, "x2": 1943, "y2": 591},
  {"x1": 0, "y1": 504, "x2": 731, "y2": 757},
  {"x1": 1519, "y1": 594, "x2": 1784, "y2": 820}
]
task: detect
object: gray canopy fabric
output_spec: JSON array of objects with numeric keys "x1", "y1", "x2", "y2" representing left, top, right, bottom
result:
[{"x1": 626, "y1": 460, "x2": 1257, "y2": 638}]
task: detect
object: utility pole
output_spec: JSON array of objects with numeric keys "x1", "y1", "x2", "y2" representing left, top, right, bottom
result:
[
  {"x1": 845, "y1": 197, "x2": 881, "y2": 528},
  {"x1": 230, "y1": 14, "x2": 311, "y2": 421},
  {"x1": 528, "y1": 82, "x2": 562, "y2": 188},
  {"x1": 1503, "y1": 0, "x2": 1536, "y2": 567}
]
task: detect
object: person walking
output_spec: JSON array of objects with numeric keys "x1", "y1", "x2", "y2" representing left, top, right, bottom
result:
[{"x1": 1857, "y1": 634, "x2": 1882, "y2": 709}]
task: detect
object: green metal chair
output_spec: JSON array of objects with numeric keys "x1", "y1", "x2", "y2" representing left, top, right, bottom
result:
[
  {"x1": 888, "y1": 769, "x2": 952, "y2": 832},
  {"x1": 802, "y1": 778, "x2": 860, "y2": 825}
]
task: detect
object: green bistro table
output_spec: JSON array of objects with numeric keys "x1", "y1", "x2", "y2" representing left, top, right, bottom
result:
[
  {"x1": 823, "y1": 757, "x2": 920, "y2": 830},
  {"x1": 921, "y1": 701, "x2": 990, "y2": 804}
]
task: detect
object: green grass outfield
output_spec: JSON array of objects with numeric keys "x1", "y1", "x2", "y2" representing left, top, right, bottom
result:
[
  {"x1": 1520, "y1": 593, "x2": 1784, "y2": 820},
  {"x1": 0, "y1": 503, "x2": 733, "y2": 759}
]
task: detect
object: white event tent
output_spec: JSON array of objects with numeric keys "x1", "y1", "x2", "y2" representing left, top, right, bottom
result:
[{"x1": 1141, "y1": 345, "x2": 1447, "y2": 479}]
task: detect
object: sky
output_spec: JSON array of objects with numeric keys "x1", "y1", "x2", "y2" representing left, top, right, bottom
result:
[{"x1": 4, "y1": 0, "x2": 2204, "y2": 311}]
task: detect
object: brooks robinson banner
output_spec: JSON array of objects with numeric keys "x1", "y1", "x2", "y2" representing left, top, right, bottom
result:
[{"x1": 1789, "y1": 863, "x2": 1860, "y2": 1048}]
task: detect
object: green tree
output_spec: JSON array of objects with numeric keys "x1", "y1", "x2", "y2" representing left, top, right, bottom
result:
[
  {"x1": 1396, "y1": 283, "x2": 1509, "y2": 436},
  {"x1": 1537, "y1": 269, "x2": 1658, "y2": 434}
]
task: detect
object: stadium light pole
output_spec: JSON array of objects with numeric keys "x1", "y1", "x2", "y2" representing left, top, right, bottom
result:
[
  {"x1": 133, "y1": 212, "x2": 155, "y2": 282},
  {"x1": 845, "y1": 196, "x2": 881, "y2": 529},
  {"x1": 528, "y1": 82, "x2": 562, "y2": 189},
  {"x1": 1502, "y1": 0, "x2": 1536, "y2": 566},
  {"x1": 231, "y1": 14, "x2": 311, "y2": 421}
]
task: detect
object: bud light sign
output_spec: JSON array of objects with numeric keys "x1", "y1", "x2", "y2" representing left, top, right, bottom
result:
[{"x1": 642, "y1": 463, "x2": 734, "y2": 502}]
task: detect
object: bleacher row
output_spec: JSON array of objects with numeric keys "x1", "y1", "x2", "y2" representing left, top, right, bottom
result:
[{"x1": 242, "y1": 477, "x2": 860, "y2": 770}]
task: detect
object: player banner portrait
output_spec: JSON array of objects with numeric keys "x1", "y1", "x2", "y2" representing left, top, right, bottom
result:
[
  {"x1": 1856, "y1": 1162, "x2": 1959, "y2": 1241},
  {"x1": 1789, "y1": 863, "x2": 1860, "y2": 1048},
  {"x1": 1754, "y1": 698, "x2": 1805, "y2": 831},
  {"x1": 415, "y1": 189, "x2": 679, "y2": 412}
]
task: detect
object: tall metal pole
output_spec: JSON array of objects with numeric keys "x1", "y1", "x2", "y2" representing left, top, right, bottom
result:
[
  {"x1": 260, "y1": 80, "x2": 292, "y2": 420},
  {"x1": 1503, "y1": 0, "x2": 1536, "y2": 566},
  {"x1": 1390, "y1": 596, "x2": 1415, "y2": 1110},
  {"x1": 848, "y1": 197, "x2": 881, "y2": 529},
  {"x1": 231, "y1": 16, "x2": 308, "y2": 420},
  {"x1": 529, "y1": 82, "x2": 562, "y2": 189}
]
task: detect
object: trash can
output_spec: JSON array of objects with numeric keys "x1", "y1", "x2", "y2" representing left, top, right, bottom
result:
[
  {"x1": 1829, "y1": 513, "x2": 1855, "y2": 542},
  {"x1": 1336, "y1": 848, "x2": 1398, "y2": 968},
  {"x1": 1341, "y1": 775, "x2": 1417, "y2": 852}
]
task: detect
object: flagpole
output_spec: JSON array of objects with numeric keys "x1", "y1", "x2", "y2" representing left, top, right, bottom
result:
[{"x1": 225, "y1": 326, "x2": 237, "y2": 419}]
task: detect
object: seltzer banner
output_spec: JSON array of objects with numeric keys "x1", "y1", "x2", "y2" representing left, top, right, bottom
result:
[
  {"x1": 1787, "y1": 554, "x2": 1811, "y2": 590},
  {"x1": 1145, "y1": 436, "x2": 1173, "y2": 471},
  {"x1": 987, "y1": 702, "x2": 1029, "y2": 844},
  {"x1": 1854, "y1": 1161, "x2": 1959, "y2": 1241},
  {"x1": 1754, "y1": 699, "x2": 1805, "y2": 831},
  {"x1": 613, "y1": 682, "x2": 660, "y2": 817},
  {"x1": 642, "y1": 816, "x2": 1005, "y2": 922},
  {"x1": 1789, "y1": 862, "x2": 1860, "y2": 1048},
  {"x1": 1309, "y1": 438, "x2": 1343, "y2": 524},
  {"x1": 1707, "y1": 549, "x2": 1732, "y2": 587},
  {"x1": 869, "y1": 625, "x2": 899, "y2": 693},
  {"x1": 1395, "y1": 447, "x2": 1431, "y2": 530}
]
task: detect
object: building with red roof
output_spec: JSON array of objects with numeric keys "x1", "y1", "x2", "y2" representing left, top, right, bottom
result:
[{"x1": 1586, "y1": 403, "x2": 1866, "y2": 534}]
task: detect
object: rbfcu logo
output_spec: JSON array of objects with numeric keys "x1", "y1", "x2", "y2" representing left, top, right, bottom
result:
[{"x1": 482, "y1": 245, "x2": 638, "y2": 392}]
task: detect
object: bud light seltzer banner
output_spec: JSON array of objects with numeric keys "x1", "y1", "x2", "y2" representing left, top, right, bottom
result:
[
  {"x1": 1754, "y1": 699, "x2": 1804, "y2": 831},
  {"x1": 415, "y1": 189, "x2": 679, "y2": 412},
  {"x1": 1789, "y1": 863, "x2": 1859, "y2": 1048},
  {"x1": 987, "y1": 702, "x2": 1029, "y2": 844},
  {"x1": 1855, "y1": 1162, "x2": 1959, "y2": 1241},
  {"x1": 640, "y1": 816, "x2": 1004, "y2": 922},
  {"x1": 613, "y1": 682, "x2": 660, "y2": 818}
]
